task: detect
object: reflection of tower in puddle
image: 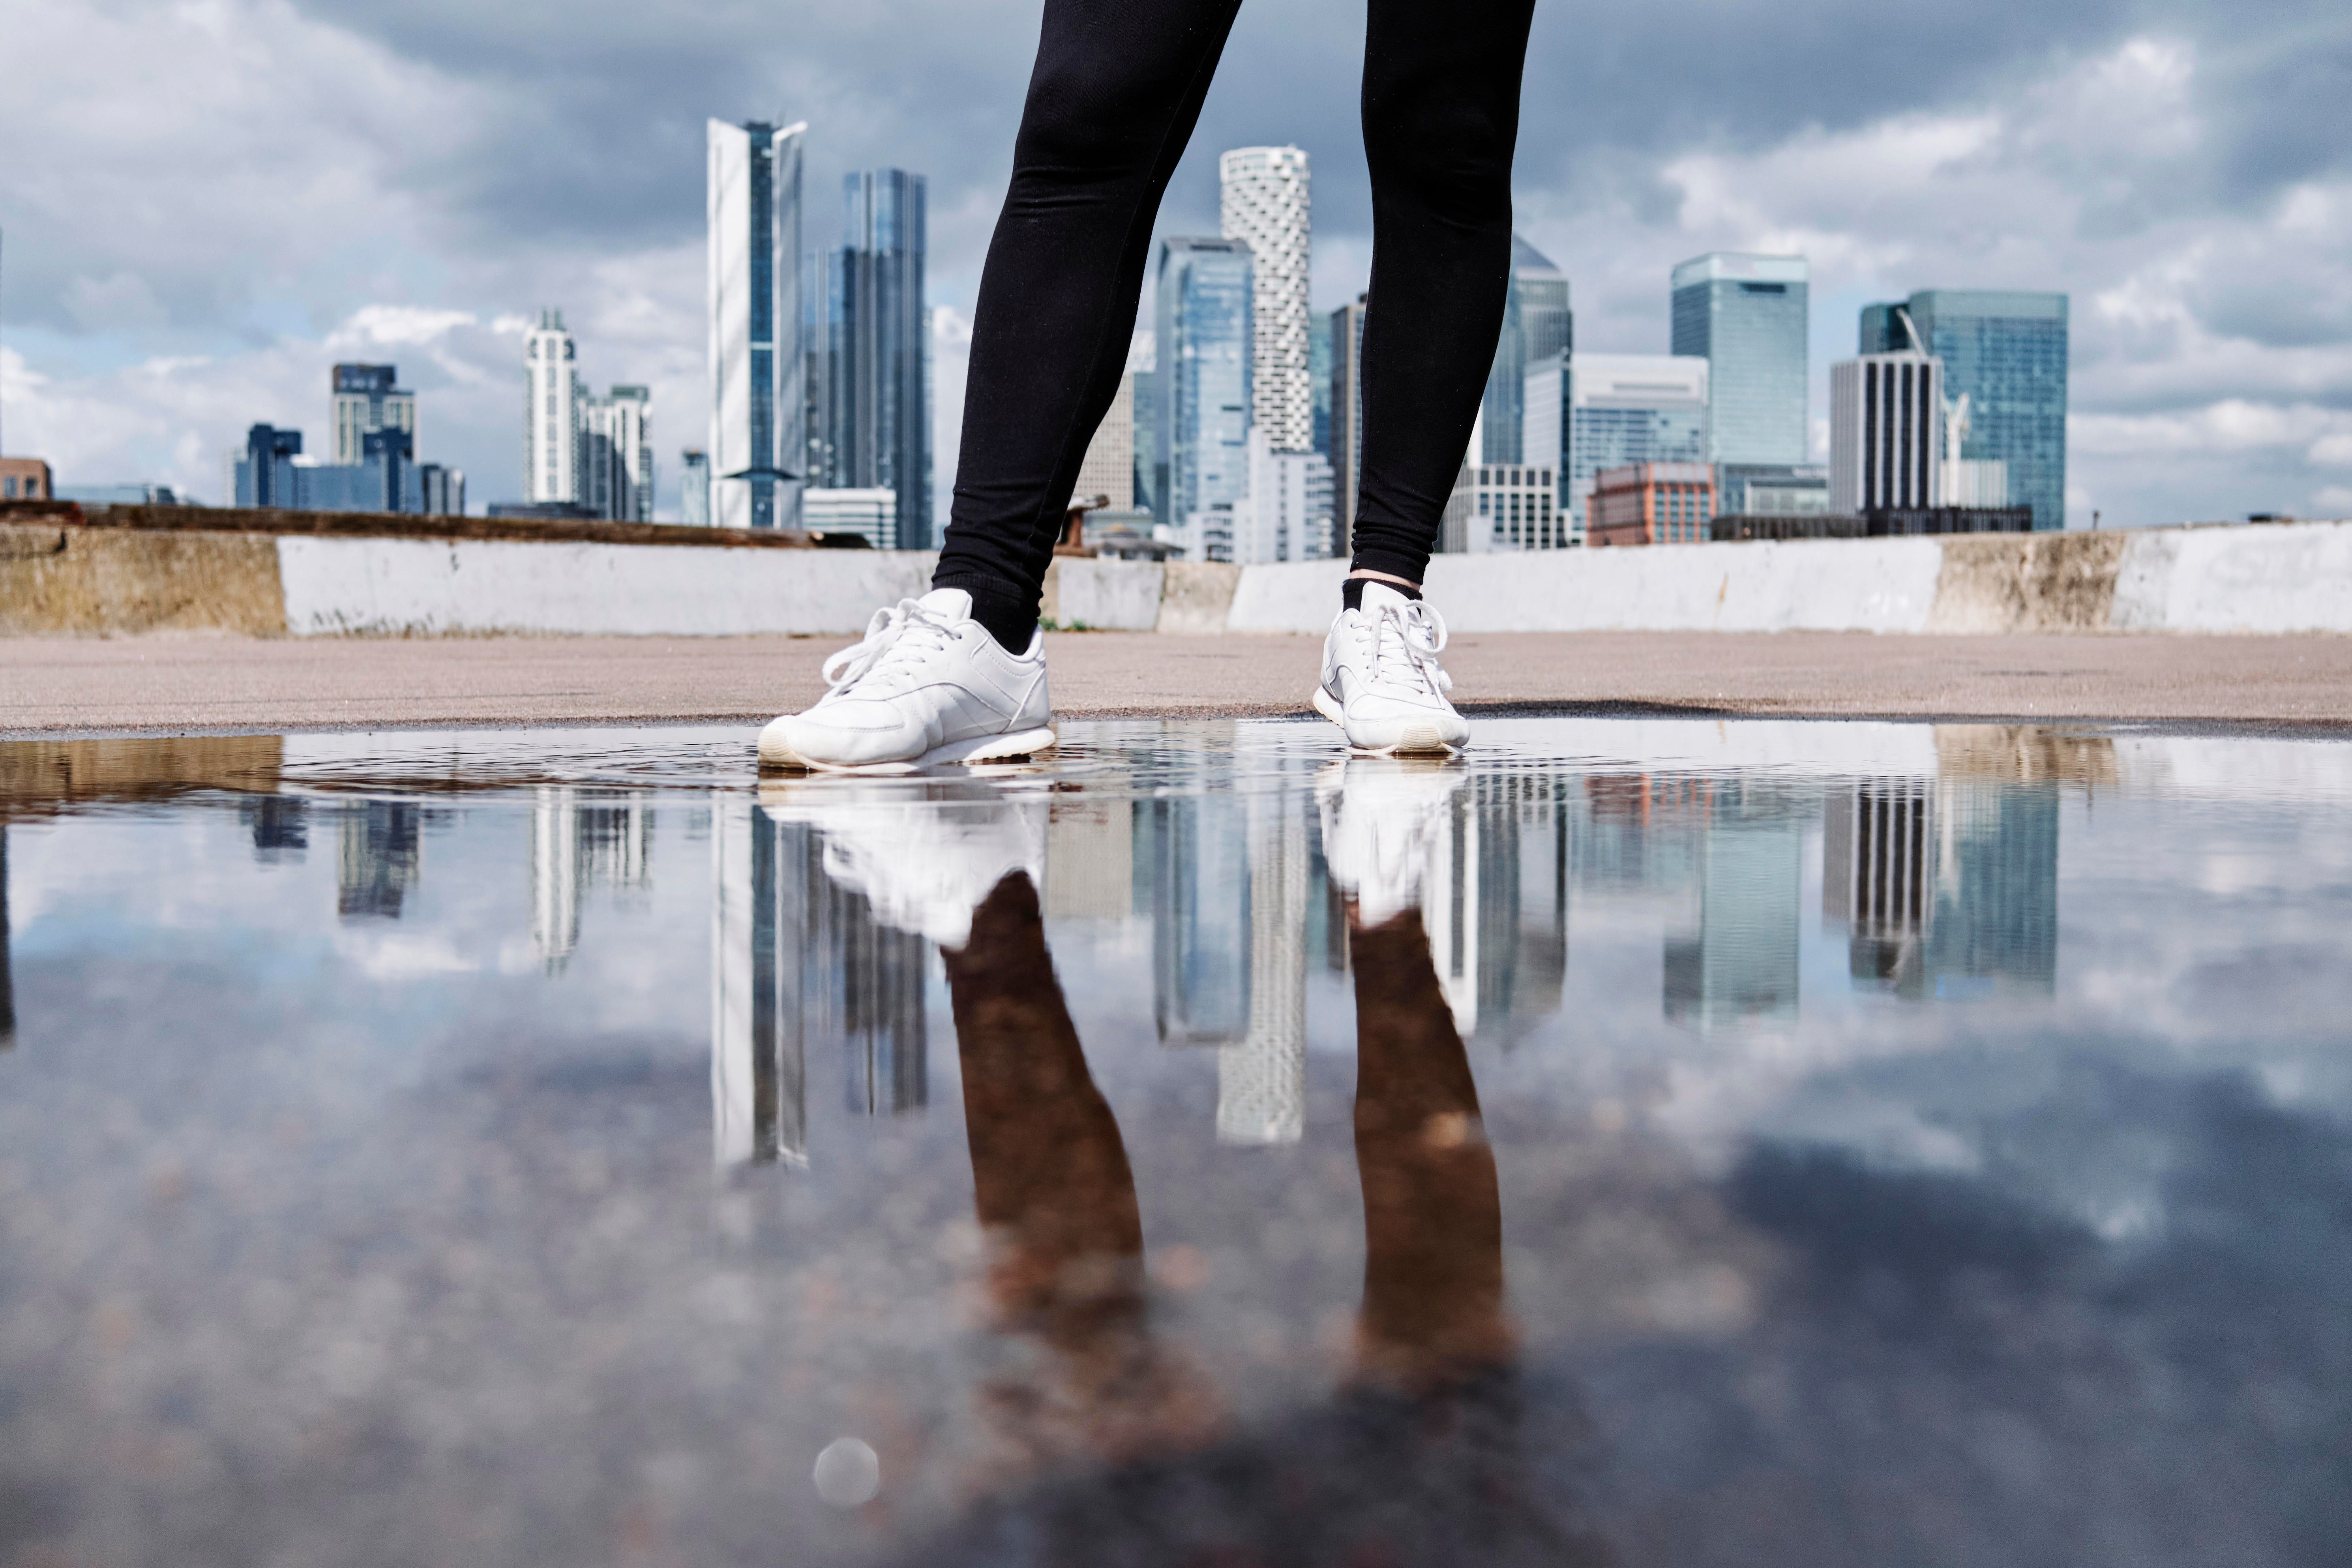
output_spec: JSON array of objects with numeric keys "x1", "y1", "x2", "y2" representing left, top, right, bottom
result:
[
  {"x1": 1139, "y1": 790, "x2": 1252, "y2": 1046},
  {"x1": 337, "y1": 801, "x2": 422, "y2": 920},
  {"x1": 1664, "y1": 785, "x2": 1803, "y2": 1032},
  {"x1": 1218, "y1": 795, "x2": 1306, "y2": 1146},
  {"x1": 240, "y1": 796, "x2": 309, "y2": 863},
  {"x1": 1, "y1": 826, "x2": 14, "y2": 1051},
  {"x1": 1424, "y1": 774, "x2": 1572, "y2": 1045},
  {"x1": 530, "y1": 789, "x2": 654, "y2": 972},
  {"x1": 1824, "y1": 774, "x2": 2058, "y2": 999},
  {"x1": 710, "y1": 798, "x2": 928, "y2": 1169}
]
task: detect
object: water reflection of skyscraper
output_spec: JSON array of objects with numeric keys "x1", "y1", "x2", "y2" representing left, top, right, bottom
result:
[
  {"x1": 1824, "y1": 778, "x2": 2060, "y2": 999},
  {"x1": 709, "y1": 797, "x2": 928, "y2": 1169},
  {"x1": 529, "y1": 789, "x2": 655, "y2": 971},
  {"x1": 336, "y1": 801, "x2": 423, "y2": 920},
  {"x1": 240, "y1": 796, "x2": 308, "y2": 862},
  {"x1": 1664, "y1": 791, "x2": 1805, "y2": 1034}
]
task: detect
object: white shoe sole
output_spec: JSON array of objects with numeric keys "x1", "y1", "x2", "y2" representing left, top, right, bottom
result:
[
  {"x1": 1311, "y1": 686, "x2": 1464, "y2": 756},
  {"x1": 760, "y1": 725, "x2": 1058, "y2": 775}
]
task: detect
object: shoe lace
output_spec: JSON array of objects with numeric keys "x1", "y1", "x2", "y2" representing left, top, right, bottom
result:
[
  {"x1": 821, "y1": 599, "x2": 960, "y2": 697},
  {"x1": 1369, "y1": 599, "x2": 1453, "y2": 695}
]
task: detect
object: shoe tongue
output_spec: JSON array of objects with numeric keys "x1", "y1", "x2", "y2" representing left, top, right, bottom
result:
[
  {"x1": 916, "y1": 587, "x2": 974, "y2": 622},
  {"x1": 1360, "y1": 582, "x2": 1415, "y2": 615}
]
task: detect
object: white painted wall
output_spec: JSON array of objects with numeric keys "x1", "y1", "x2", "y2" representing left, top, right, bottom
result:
[
  {"x1": 1055, "y1": 558, "x2": 1164, "y2": 631},
  {"x1": 2114, "y1": 521, "x2": 2352, "y2": 633},
  {"x1": 278, "y1": 537, "x2": 935, "y2": 637},
  {"x1": 1225, "y1": 541, "x2": 1943, "y2": 635}
]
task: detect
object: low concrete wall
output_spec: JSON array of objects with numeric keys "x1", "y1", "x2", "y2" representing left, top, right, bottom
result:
[
  {"x1": 0, "y1": 523, "x2": 284, "y2": 636},
  {"x1": 7, "y1": 516, "x2": 2349, "y2": 638},
  {"x1": 277, "y1": 537, "x2": 935, "y2": 636}
]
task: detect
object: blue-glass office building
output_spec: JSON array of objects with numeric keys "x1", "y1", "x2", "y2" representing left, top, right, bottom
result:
[
  {"x1": 1864, "y1": 290, "x2": 2069, "y2": 531},
  {"x1": 1482, "y1": 236, "x2": 1572, "y2": 465},
  {"x1": 806, "y1": 169, "x2": 931, "y2": 548},
  {"x1": 1154, "y1": 238, "x2": 1254, "y2": 559},
  {"x1": 1671, "y1": 253, "x2": 1808, "y2": 467}
]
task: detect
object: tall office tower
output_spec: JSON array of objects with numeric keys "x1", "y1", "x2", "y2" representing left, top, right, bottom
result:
[
  {"x1": 811, "y1": 170, "x2": 931, "y2": 547},
  {"x1": 1232, "y1": 428, "x2": 1335, "y2": 563},
  {"x1": 1218, "y1": 146, "x2": 1311, "y2": 454},
  {"x1": 522, "y1": 309, "x2": 582, "y2": 505},
  {"x1": 1068, "y1": 369, "x2": 1135, "y2": 507},
  {"x1": 1480, "y1": 236, "x2": 1571, "y2": 465},
  {"x1": 1130, "y1": 332, "x2": 1160, "y2": 519},
  {"x1": 1327, "y1": 297, "x2": 1367, "y2": 551},
  {"x1": 708, "y1": 118, "x2": 807, "y2": 531},
  {"x1": 531, "y1": 787, "x2": 583, "y2": 971},
  {"x1": 1563, "y1": 353, "x2": 1710, "y2": 542},
  {"x1": 233, "y1": 424, "x2": 304, "y2": 508},
  {"x1": 1829, "y1": 352, "x2": 1944, "y2": 515},
  {"x1": 330, "y1": 363, "x2": 416, "y2": 465},
  {"x1": 579, "y1": 384, "x2": 654, "y2": 522},
  {"x1": 1308, "y1": 313, "x2": 1332, "y2": 459},
  {"x1": 1141, "y1": 781, "x2": 1252, "y2": 1047},
  {"x1": 1524, "y1": 351, "x2": 1566, "y2": 520},
  {"x1": 1670, "y1": 253, "x2": 1808, "y2": 466},
  {"x1": 680, "y1": 450, "x2": 711, "y2": 526},
  {"x1": 335, "y1": 801, "x2": 422, "y2": 921},
  {"x1": 1154, "y1": 237, "x2": 1254, "y2": 560},
  {"x1": 1862, "y1": 291, "x2": 2068, "y2": 530},
  {"x1": 1218, "y1": 794, "x2": 1307, "y2": 1146}
]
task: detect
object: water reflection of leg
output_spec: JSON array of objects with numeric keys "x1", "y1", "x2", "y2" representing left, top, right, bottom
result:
[
  {"x1": 1347, "y1": 905, "x2": 1512, "y2": 1392},
  {"x1": 942, "y1": 871, "x2": 1222, "y2": 1478}
]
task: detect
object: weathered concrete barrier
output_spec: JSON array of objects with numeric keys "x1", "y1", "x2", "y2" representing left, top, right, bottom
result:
[{"x1": 5, "y1": 515, "x2": 2348, "y2": 638}]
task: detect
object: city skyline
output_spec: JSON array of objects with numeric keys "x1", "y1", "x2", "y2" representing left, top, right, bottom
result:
[{"x1": 2, "y1": 6, "x2": 2341, "y2": 530}]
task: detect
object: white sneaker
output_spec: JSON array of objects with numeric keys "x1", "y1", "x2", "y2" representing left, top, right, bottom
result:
[
  {"x1": 1313, "y1": 583, "x2": 1469, "y2": 755},
  {"x1": 758, "y1": 777, "x2": 1046, "y2": 950},
  {"x1": 759, "y1": 588, "x2": 1056, "y2": 773},
  {"x1": 1315, "y1": 757, "x2": 1467, "y2": 928}
]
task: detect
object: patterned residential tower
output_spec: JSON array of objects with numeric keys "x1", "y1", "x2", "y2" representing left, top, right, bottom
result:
[{"x1": 1219, "y1": 146, "x2": 1311, "y2": 454}]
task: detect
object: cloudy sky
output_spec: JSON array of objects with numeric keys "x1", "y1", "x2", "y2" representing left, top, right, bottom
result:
[{"x1": 2, "y1": 0, "x2": 2346, "y2": 526}]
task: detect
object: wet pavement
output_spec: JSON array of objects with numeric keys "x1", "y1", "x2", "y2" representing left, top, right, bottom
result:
[{"x1": 2, "y1": 717, "x2": 2348, "y2": 1566}]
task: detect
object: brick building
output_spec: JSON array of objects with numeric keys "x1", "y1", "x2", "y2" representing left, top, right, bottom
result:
[{"x1": 1589, "y1": 461, "x2": 1714, "y2": 547}]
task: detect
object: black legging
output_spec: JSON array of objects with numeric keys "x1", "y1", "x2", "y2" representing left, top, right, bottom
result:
[{"x1": 932, "y1": 0, "x2": 1538, "y2": 614}]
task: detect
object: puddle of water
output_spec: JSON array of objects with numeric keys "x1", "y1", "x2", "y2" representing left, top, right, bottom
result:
[{"x1": 2, "y1": 717, "x2": 2349, "y2": 1566}]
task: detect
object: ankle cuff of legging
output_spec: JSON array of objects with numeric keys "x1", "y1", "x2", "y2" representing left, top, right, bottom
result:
[{"x1": 1346, "y1": 552, "x2": 1430, "y2": 588}]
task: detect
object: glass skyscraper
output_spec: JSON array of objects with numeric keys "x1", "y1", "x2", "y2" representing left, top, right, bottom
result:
[
  {"x1": 807, "y1": 169, "x2": 932, "y2": 548},
  {"x1": 1863, "y1": 290, "x2": 2069, "y2": 531},
  {"x1": 1670, "y1": 253, "x2": 1808, "y2": 467},
  {"x1": 1481, "y1": 234, "x2": 1571, "y2": 465},
  {"x1": 706, "y1": 119, "x2": 806, "y2": 531},
  {"x1": 1154, "y1": 237, "x2": 1253, "y2": 561}
]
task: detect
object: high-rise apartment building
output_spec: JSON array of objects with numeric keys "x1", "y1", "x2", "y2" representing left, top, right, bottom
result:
[
  {"x1": 1563, "y1": 353, "x2": 1711, "y2": 543},
  {"x1": 1069, "y1": 370, "x2": 1135, "y2": 508},
  {"x1": 1829, "y1": 352, "x2": 1944, "y2": 515},
  {"x1": 1327, "y1": 296, "x2": 1367, "y2": 552},
  {"x1": 1154, "y1": 237, "x2": 1254, "y2": 560},
  {"x1": 523, "y1": 310, "x2": 582, "y2": 506},
  {"x1": 1862, "y1": 290, "x2": 2068, "y2": 530},
  {"x1": 1670, "y1": 253, "x2": 1808, "y2": 467},
  {"x1": 1218, "y1": 146, "x2": 1311, "y2": 455},
  {"x1": 330, "y1": 364, "x2": 416, "y2": 466},
  {"x1": 808, "y1": 169, "x2": 930, "y2": 547},
  {"x1": 708, "y1": 118, "x2": 807, "y2": 531},
  {"x1": 1481, "y1": 236, "x2": 1571, "y2": 465},
  {"x1": 581, "y1": 384, "x2": 653, "y2": 523}
]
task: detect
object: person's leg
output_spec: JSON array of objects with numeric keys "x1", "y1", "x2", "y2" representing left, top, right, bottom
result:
[
  {"x1": 933, "y1": 0, "x2": 1246, "y2": 651},
  {"x1": 943, "y1": 872, "x2": 1226, "y2": 1474},
  {"x1": 1347, "y1": 904, "x2": 1513, "y2": 1391},
  {"x1": 1346, "y1": 0, "x2": 1539, "y2": 602}
]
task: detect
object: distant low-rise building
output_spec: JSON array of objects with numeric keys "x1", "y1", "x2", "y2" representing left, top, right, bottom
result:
[
  {"x1": 0, "y1": 458, "x2": 52, "y2": 501},
  {"x1": 1565, "y1": 354, "x2": 1710, "y2": 543},
  {"x1": 1443, "y1": 455, "x2": 1560, "y2": 553},
  {"x1": 802, "y1": 486, "x2": 895, "y2": 547},
  {"x1": 1717, "y1": 461, "x2": 1828, "y2": 517},
  {"x1": 1589, "y1": 461, "x2": 1715, "y2": 547},
  {"x1": 1231, "y1": 428, "x2": 1333, "y2": 564}
]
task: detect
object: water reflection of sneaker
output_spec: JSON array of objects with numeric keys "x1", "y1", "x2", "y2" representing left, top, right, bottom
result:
[
  {"x1": 1316, "y1": 757, "x2": 1467, "y2": 928},
  {"x1": 759, "y1": 588, "x2": 1056, "y2": 774},
  {"x1": 1313, "y1": 583, "x2": 1470, "y2": 756},
  {"x1": 758, "y1": 778, "x2": 1046, "y2": 950}
]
